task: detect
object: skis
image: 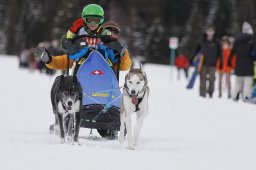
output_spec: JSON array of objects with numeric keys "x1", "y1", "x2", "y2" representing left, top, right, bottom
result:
[{"x1": 186, "y1": 53, "x2": 203, "y2": 89}]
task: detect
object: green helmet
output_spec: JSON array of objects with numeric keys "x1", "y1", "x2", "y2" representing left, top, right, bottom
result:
[{"x1": 82, "y1": 4, "x2": 104, "y2": 23}]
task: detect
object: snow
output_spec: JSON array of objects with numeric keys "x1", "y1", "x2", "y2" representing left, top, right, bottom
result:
[{"x1": 1, "y1": 55, "x2": 256, "y2": 170}]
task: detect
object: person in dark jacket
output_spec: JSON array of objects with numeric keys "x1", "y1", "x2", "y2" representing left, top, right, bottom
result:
[
  {"x1": 191, "y1": 26, "x2": 222, "y2": 98},
  {"x1": 228, "y1": 22, "x2": 256, "y2": 101}
]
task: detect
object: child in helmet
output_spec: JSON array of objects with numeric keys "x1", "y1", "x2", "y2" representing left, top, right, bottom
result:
[
  {"x1": 62, "y1": 4, "x2": 112, "y2": 53},
  {"x1": 33, "y1": 4, "x2": 131, "y2": 71},
  {"x1": 33, "y1": 20, "x2": 131, "y2": 76},
  {"x1": 33, "y1": 4, "x2": 111, "y2": 65}
]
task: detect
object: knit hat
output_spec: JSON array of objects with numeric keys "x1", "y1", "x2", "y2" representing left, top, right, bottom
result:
[
  {"x1": 221, "y1": 35, "x2": 231, "y2": 45},
  {"x1": 242, "y1": 22, "x2": 254, "y2": 35},
  {"x1": 102, "y1": 21, "x2": 120, "y2": 32}
]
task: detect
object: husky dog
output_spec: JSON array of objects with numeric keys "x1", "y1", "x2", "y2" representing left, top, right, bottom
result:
[
  {"x1": 51, "y1": 75, "x2": 83, "y2": 144},
  {"x1": 119, "y1": 64, "x2": 149, "y2": 150}
]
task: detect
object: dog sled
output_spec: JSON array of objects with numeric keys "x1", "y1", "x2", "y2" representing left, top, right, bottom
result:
[{"x1": 70, "y1": 43, "x2": 122, "y2": 138}]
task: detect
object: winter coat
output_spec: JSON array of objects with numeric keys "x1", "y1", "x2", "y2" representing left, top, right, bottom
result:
[
  {"x1": 55, "y1": 17, "x2": 130, "y2": 74},
  {"x1": 46, "y1": 49, "x2": 131, "y2": 72},
  {"x1": 192, "y1": 35, "x2": 222, "y2": 67},
  {"x1": 228, "y1": 33, "x2": 255, "y2": 76},
  {"x1": 216, "y1": 48, "x2": 236, "y2": 73},
  {"x1": 175, "y1": 55, "x2": 189, "y2": 69}
]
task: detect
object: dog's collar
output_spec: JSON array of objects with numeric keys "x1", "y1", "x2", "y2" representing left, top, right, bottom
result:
[{"x1": 134, "y1": 91, "x2": 146, "y2": 112}]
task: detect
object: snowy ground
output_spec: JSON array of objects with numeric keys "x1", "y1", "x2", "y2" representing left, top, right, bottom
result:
[{"x1": 1, "y1": 55, "x2": 256, "y2": 170}]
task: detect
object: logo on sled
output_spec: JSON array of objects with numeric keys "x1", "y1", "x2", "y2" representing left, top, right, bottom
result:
[{"x1": 91, "y1": 70, "x2": 104, "y2": 75}]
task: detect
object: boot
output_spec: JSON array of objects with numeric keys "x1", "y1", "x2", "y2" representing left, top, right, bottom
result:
[
  {"x1": 228, "y1": 92, "x2": 231, "y2": 99},
  {"x1": 219, "y1": 91, "x2": 222, "y2": 98}
]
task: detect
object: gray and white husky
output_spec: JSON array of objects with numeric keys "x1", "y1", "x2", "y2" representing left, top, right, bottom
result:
[
  {"x1": 119, "y1": 64, "x2": 149, "y2": 150},
  {"x1": 51, "y1": 75, "x2": 82, "y2": 144}
]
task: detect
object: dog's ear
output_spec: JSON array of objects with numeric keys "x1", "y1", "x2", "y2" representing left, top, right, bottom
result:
[
  {"x1": 139, "y1": 62, "x2": 144, "y2": 72},
  {"x1": 130, "y1": 62, "x2": 134, "y2": 71},
  {"x1": 139, "y1": 62, "x2": 147, "y2": 81},
  {"x1": 72, "y1": 75, "x2": 78, "y2": 83},
  {"x1": 125, "y1": 72, "x2": 131, "y2": 84},
  {"x1": 144, "y1": 72, "x2": 148, "y2": 85},
  {"x1": 60, "y1": 75, "x2": 64, "y2": 82},
  {"x1": 139, "y1": 63, "x2": 147, "y2": 85}
]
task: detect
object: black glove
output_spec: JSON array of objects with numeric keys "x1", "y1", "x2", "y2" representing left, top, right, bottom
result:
[
  {"x1": 33, "y1": 47, "x2": 51, "y2": 63},
  {"x1": 74, "y1": 37, "x2": 88, "y2": 50},
  {"x1": 106, "y1": 41, "x2": 127, "y2": 57},
  {"x1": 62, "y1": 38, "x2": 78, "y2": 55},
  {"x1": 101, "y1": 35, "x2": 113, "y2": 44}
]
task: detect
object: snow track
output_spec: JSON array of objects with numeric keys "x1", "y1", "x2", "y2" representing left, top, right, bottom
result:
[{"x1": 1, "y1": 55, "x2": 256, "y2": 170}]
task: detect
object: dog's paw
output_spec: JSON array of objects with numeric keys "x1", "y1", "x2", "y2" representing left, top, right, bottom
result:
[
  {"x1": 60, "y1": 138, "x2": 65, "y2": 144},
  {"x1": 54, "y1": 130, "x2": 59, "y2": 135},
  {"x1": 67, "y1": 136, "x2": 74, "y2": 144},
  {"x1": 118, "y1": 136, "x2": 124, "y2": 144},
  {"x1": 73, "y1": 141, "x2": 81, "y2": 146},
  {"x1": 127, "y1": 146, "x2": 135, "y2": 150},
  {"x1": 134, "y1": 140, "x2": 139, "y2": 147}
]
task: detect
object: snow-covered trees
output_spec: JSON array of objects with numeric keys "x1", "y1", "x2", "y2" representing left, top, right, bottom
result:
[{"x1": 1, "y1": 0, "x2": 256, "y2": 64}]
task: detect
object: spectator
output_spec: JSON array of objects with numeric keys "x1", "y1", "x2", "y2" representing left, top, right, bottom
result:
[
  {"x1": 253, "y1": 61, "x2": 256, "y2": 86},
  {"x1": 19, "y1": 49, "x2": 29, "y2": 68},
  {"x1": 28, "y1": 47, "x2": 37, "y2": 71},
  {"x1": 191, "y1": 26, "x2": 222, "y2": 98},
  {"x1": 216, "y1": 36, "x2": 235, "y2": 98},
  {"x1": 228, "y1": 22, "x2": 256, "y2": 101},
  {"x1": 175, "y1": 53, "x2": 189, "y2": 79}
]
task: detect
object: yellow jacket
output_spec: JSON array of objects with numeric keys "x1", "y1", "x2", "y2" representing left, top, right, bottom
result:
[{"x1": 46, "y1": 49, "x2": 131, "y2": 72}]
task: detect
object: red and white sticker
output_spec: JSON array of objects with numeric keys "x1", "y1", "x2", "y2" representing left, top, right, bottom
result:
[{"x1": 91, "y1": 70, "x2": 104, "y2": 75}]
